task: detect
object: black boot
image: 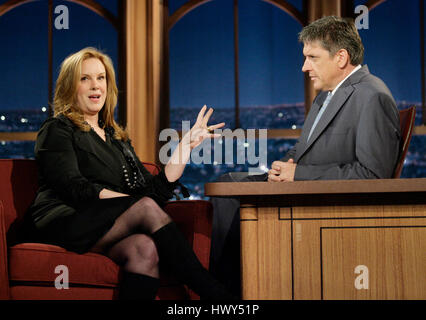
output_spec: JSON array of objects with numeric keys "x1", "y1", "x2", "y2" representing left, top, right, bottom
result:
[
  {"x1": 119, "y1": 271, "x2": 160, "y2": 300},
  {"x1": 151, "y1": 222, "x2": 237, "y2": 300}
]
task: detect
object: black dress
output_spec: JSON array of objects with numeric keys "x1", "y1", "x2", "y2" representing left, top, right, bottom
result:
[{"x1": 24, "y1": 115, "x2": 186, "y2": 254}]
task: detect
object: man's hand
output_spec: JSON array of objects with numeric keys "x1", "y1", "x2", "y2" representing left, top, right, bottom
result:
[{"x1": 268, "y1": 159, "x2": 296, "y2": 182}]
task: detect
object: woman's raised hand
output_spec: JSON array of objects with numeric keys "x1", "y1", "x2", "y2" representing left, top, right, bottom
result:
[
  {"x1": 165, "y1": 105, "x2": 225, "y2": 182},
  {"x1": 183, "y1": 105, "x2": 225, "y2": 149}
]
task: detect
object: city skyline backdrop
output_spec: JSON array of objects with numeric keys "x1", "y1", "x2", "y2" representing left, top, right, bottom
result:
[
  {"x1": 0, "y1": 0, "x2": 424, "y2": 196},
  {"x1": 0, "y1": 0, "x2": 424, "y2": 113}
]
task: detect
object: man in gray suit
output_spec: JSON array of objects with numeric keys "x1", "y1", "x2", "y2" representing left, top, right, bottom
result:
[{"x1": 209, "y1": 16, "x2": 401, "y2": 297}]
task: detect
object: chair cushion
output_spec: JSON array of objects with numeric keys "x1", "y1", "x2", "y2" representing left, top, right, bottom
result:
[
  {"x1": 8, "y1": 243, "x2": 120, "y2": 288},
  {"x1": 10, "y1": 285, "x2": 117, "y2": 300}
]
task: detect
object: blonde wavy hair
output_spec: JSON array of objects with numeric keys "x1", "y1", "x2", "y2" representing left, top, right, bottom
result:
[{"x1": 53, "y1": 47, "x2": 128, "y2": 141}]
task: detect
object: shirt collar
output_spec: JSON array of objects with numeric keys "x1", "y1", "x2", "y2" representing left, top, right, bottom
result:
[{"x1": 331, "y1": 64, "x2": 362, "y2": 96}]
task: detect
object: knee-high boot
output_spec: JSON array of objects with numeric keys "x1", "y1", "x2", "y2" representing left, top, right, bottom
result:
[
  {"x1": 151, "y1": 222, "x2": 236, "y2": 300},
  {"x1": 119, "y1": 271, "x2": 160, "y2": 300}
]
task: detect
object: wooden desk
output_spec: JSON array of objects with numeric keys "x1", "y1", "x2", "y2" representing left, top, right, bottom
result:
[{"x1": 205, "y1": 178, "x2": 426, "y2": 300}]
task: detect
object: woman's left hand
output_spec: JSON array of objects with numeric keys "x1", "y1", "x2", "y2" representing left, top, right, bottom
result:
[
  {"x1": 183, "y1": 105, "x2": 225, "y2": 149},
  {"x1": 165, "y1": 105, "x2": 225, "y2": 182}
]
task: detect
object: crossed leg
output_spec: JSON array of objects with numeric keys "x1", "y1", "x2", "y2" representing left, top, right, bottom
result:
[
  {"x1": 89, "y1": 195, "x2": 235, "y2": 300},
  {"x1": 89, "y1": 196, "x2": 171, "y2": 278}
]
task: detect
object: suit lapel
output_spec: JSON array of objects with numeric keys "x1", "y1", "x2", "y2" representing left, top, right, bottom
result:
[
  {"x1": 307, "y1": 85, "x2": 354, "y2": 144},
  {"x1": 299, "y1": 95, "x2": 323, "y2": 143},
  {"x1": 294, "y1": 95, "x2": 322, "y2": 161},
  {"x1": 296, "y1": 65, "x2": 370, "y2": 161},
  {"x1": 73, "y1": 130, "x2": 118, "y2": 175}
]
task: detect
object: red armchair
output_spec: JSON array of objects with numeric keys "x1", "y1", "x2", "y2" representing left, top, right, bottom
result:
[{"x1": 0, "y1": 159, "x2": 213, "y2": 300}]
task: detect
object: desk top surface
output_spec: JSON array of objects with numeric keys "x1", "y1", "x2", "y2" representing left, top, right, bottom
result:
[{"x1": 205, "y1": 178, "x2": 426, "y2": 197}]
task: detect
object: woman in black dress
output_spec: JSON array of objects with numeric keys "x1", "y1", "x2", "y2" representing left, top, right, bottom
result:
[{"x1": 25, "y1": 47, "x2": 232, "y2": 300}]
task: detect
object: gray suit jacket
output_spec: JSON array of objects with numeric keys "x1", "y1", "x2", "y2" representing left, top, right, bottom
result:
[{"x1": 281, "y1": 65, "x2": 401, "y2": 180}]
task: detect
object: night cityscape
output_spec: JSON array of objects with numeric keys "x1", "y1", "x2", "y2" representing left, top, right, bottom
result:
[
  {"x1": 1, "y1": 0, "x2": 424, "y2": 199},
  {"x1": 1, "y1": 103, "x2": 425, "y2": 199}
]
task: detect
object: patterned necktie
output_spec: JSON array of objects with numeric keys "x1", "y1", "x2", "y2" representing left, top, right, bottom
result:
[{"x1": 307, "y1": 91, "x2": 332, "y2": 142}]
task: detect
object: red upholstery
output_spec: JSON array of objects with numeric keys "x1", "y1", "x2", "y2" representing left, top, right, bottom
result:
[
  {"x1": 393, "y1": 106, "x2": 416, "y2": 178},
  {"x1": 0, "y1": 159, "x2": 213, "y2": 300}
]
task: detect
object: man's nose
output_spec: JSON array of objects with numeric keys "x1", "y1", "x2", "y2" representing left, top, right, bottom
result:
[{"x1": 302, "y1": 59, "x2": 310, "y2": 72}]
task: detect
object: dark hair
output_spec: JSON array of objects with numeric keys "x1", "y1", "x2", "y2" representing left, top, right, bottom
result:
[{"x1": 298, "y1": 16, "x2": 364, "y2": 65}]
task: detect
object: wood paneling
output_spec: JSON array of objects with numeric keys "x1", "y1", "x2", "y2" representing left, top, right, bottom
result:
[
  {"x1": 240, "y1": 209, "x2": 259, "y2": 299},
  {"x1": 207, "y1": 180, "x2": 426, "y2": 300},
  {"x1": 240, "y1": 207, "x2": 292, "y2": 300},
  {"x1": 0, "y1": 132, "x2": 37, "y2": 141},
  {"x1": 321, "y1": 225, "x2": 425, "y2": 300},
  {"x1": 291, "y1": 207, "x2": 426, "y2": 300},
  {"x1": 126, "y1": 0, "x2": 163, "y2": 163},
  {"x1": 293, "y1": 204, "x2": 426, "y2": 220}
]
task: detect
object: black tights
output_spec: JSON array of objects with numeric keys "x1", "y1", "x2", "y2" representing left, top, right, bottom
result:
[
  {"x1": 89, "y1": 196, "x2": 235, "y2": 300},
  {"x1": 89, "y1": 197, "x2": 170, "y2": 279}
]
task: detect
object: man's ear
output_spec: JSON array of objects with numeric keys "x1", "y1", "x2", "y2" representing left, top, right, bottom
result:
[{"x1": 336, "y1": 49, "x2": 350, "y2": 68}]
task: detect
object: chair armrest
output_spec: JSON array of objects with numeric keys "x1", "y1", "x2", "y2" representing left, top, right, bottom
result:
[
  {"x1": 0, "y1": 201, "x2": 10, "y2": 299},
  {"x1": 163, "y1": 200, "x2": 213, "y2": 270}
]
